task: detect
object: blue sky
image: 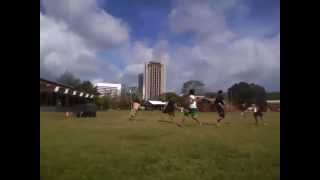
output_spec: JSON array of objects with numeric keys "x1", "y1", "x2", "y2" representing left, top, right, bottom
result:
[
  {"x1": 40, "y1": 0, "x2": 279, "y2": 92},
  {"x1": 101, "y1": 0, "x2": 172, "y2": 43},
  {"x1": 101, "y1": 0, "x2": 279, "y2": 67},
  {"x1": 101, "y1": 0, "x2": 279, "y2": 44},
  {"x1": 99, "y1": 0, "x2": 279, "y2": 71}
]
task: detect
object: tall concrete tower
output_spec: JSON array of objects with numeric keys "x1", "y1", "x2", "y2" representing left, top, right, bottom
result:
[{"x1": 143, "y1": 61, "x2": 166, "y2": 100}]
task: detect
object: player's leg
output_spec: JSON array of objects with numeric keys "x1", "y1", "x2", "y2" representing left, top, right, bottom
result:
[
  {"x1": 180, "y1": 109, "x2": 189, "y2": 126},
  {"x1": 129, "y1": 109, "x2": 136, "y2": 120},
  {"x1": 168, "y1": 112, "x2": 174, "y2": 122},
  {"x1": 192, "y1": 116, "x2": 202, "y2": 126},
  {"x1": 261, "y1": 113, "x2": 267, "y2": 125},
  {"x1": 169, "y1": 112, "x2": 180, "y2": 126},
  {"x1": 216, "y1": 109, "x2": 224, "y2": 126},
  {"x1": 177, "y1": 115, "x2": 185, "y2": 127},
  {"x1": 128, "y1": 109, "x2": 133, "y2": 120},
  {"x1": 242, "y1": 110, "x2": 246, "y2": 118},
  {"x1": 191, "y1": 109, "x2": 202, "y2": 126},
  {"x1": 254, "y1": 113, "x2": 258, "y2": 125}
]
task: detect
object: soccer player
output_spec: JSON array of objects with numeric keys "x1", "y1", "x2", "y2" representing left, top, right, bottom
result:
[
  {"x1": 252, "y1": 104, "x2": 265, "y2": 125},
  {"x1": 214, "y1": 90, "x2": 225, "y2": 126},
  {"x1": 162, "y1": 98, "x2": 181, "y2": 126},
  {"x1": 180, "y1": 89, "x2": 202, "y2": 126},
  {"x1": 129, "y1": 99, "x2": 141, "y2": 121},
  {"x1": 240, "y1": 103, "x2": 247, "y2": 118}
]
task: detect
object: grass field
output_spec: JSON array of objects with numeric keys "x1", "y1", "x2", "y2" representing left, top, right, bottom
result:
[{"x1": 40, "y1": 110, "x2": 280, "y2": 180}]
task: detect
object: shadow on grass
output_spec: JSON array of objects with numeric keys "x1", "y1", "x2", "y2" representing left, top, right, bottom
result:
[
  {"x1": 128, "y1": 118, "x2": 148, "y2": 122},
  {"x1": 158, "y1": 120, "x2": 175, "y2": 124}
]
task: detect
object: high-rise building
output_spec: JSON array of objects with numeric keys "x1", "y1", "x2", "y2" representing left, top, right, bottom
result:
[
  {"x1": 128, "y1": 86, "x2": 138, "y2": 94},
  {"x1": 143, "y1": 61, "x2": 166, "y2": 100},
  {"x1": 138, "y1": 73, "x2": 143, "y2": 98}
]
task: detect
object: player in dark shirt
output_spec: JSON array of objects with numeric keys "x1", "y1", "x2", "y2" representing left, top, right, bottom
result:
[
  {"x1": 252, "y1": 104, "x2": 265, "y2": 125},
  {"x1": 163, "y1": 99, "x2": 177, "y2": 118},
  {"x1": 162, "y1": 98, "x2": 182, "y2": 126},
  {"x1": 214, "y1": 90, "x2": 225, "y2": 126}
]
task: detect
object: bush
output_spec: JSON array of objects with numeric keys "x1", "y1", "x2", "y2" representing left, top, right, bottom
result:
[{"x1": 95, "y1": 96, "x2": 111, "y2": 111}]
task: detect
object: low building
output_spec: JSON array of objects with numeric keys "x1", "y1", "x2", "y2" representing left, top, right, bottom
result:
[
  {"x1": 95, "y1": 82, "x2": 122, "y2": 97},
  {"x1": 128, "y1": 86, "x2": 139, "y2": 94},
  {"x1": 144, "y1": 100, "x2": 167, "y2": 111},
  {"x1": 40, "y1": 78, "x2": 94, "y2": 111},
  {"x1": 197, "y1": 98, "x2": 215, "y2": 112},
  {"x1": 267, "y1": 100, "x2": 280, "y2": 111}
]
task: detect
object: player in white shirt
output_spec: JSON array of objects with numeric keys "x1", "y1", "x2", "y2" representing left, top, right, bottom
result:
[{"x1": 180, "y1": 89, "x2": 202, "y2": 126}]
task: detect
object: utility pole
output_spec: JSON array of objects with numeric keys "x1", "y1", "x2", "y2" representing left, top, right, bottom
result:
[{"x1": 129, "y1": 89, "x2": 133, "y2": 109}]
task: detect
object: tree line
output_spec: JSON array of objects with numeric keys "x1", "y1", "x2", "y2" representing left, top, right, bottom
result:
[{"x1": 57, "y1": 72, "x2": 278, "y2": 111}]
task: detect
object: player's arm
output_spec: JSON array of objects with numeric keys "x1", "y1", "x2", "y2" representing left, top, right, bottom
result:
[
  {"x1": 218, "y1": 102, "x2": 224, "y2": 108},
  {"x1": 174, "y1": 103, "x2": 178, "y2": 110}
]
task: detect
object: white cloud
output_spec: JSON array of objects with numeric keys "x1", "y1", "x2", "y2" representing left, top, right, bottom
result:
[
  {"x1": 40, "y1": 12, "x2": 120, "y2": 82},
  {"x1": 116, "y1": 40, "x2": 172, "y2": 86},
  {"x1": 40, "y1": 0, "x2": 131, "y2": 83},
  {"x1": 41, "y1": 0, "x2": 129, "y2": 50},
  {"x1": 40, "y1": 0, "x2": 279, "y2": 92},
  {"x1": 166, "y1": 0, "x2": 280, "y2": 91}
]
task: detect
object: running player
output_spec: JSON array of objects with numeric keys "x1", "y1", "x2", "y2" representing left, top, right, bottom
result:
[
  {"x1": 240, "y1": 102, "x2": 247, "y2": 118},
  {"x1": 162, "y1": 98, "x2": 181, "y2": 126},
  {"x1": 129, "y1": 99, "x2": 141, "y2": 121},
  {"x1": 214, "y1": 90, "x2": 225, "y2": 126},
  {"x1": 252, "y1": 104, "x2": 265, "y2": 125},
  {"x1": 180, "y1": 89, "x2": 202, "y2": 126}
]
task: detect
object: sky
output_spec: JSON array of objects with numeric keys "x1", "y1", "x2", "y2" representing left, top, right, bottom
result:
[{"x1": 40, "y1": 0, "x2": 279, "y2": 92}]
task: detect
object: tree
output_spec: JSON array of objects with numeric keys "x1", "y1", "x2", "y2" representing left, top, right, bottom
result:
[
  {"x1": 56, "y1": 71, "x2": 81, "y2": 88},
  {"x1": 118, "y1": 95, "x2": 130, "y2": 109},
  {"x1": 110, "y1": 96, "x2": 120, "y2": 109},
  {"x1": 95, "y1": 96, "x2": 111, "y2": 110},
  {"x1": 160, "y1": 92, "x2": 183, "y2": 105},
  {"x1": 227, "y1": 82, "x2": 267, "y2": 109},
  {"x1": 204, "y1": 92, "x2": 217, "y2": 98},
  {"x1": 266, "y1": 92, "x2": 280, "y2": 100},
  {"x1": 78, "y1": 80, "x2": 99, "y2": 95},
  {"x1": 181, "y1": 80, "x2": 206, "y2": 95}
]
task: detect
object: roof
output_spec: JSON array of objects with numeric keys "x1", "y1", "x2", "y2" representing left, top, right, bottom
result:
[
  {"x1": 148, "y1": 100, "x2": 167, "y2": 105},
  {"x1": 40, "y1": 78, "x2": 74, "y2": 89},
  {"x1": 267, "y1": 100, "x2": 280, "y2": 104},
  {"x1": 95, "y1": 82, "x2": 121, "y2": 89},
  {"x1": 40, "y1": 78, "x2": 94, "y2": 99},
  {"x1": 148, "y1": 61, "x2": 162, "y2": 64}
]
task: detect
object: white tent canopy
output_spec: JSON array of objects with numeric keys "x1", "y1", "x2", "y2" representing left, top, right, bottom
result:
[
  {"x1": 267, "y1": 100, "x2": 280, "y2": 104},
  {"x1": 148, "y1": 100, "x2": 167, "y2": 105}
]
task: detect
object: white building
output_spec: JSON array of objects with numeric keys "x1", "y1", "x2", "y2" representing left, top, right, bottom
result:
[{"x1": 95, "y1": 82, "x2": 122, "y2": 97}]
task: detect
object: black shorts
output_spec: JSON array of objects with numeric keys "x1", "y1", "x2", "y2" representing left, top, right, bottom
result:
[{"x1": 254, "y1": 111, "x2": 263, "y2": 117}]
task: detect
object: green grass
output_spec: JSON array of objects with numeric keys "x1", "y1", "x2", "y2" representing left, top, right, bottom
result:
[{"x1": 40, "y1": 110, "x2": 280, "y2": 180}]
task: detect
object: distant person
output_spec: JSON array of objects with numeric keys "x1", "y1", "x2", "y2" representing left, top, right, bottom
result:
[
  {"x1": 181, "y1": 89, "x2": 202, "y2": 126},
  {"x1": 65, "y1": 111, "x2": 72, "y2": 118},
  {"x1": 240, "y1": 103, "x2": 247, "y2": 118},
  {"x1": 252, "y1": 104, "x2": 265, "y2": 125},
  {"x1": 129, "y1": 99, "x2": 141, "y2": 121},
  {"x1": 214, "y1": 90, "x2": 225, "y2": 126}
]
